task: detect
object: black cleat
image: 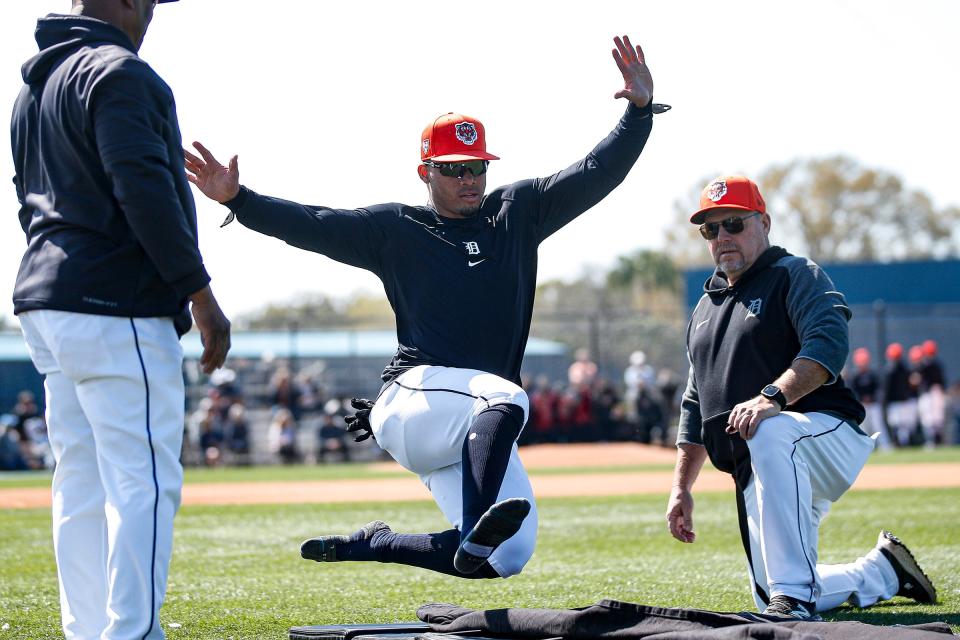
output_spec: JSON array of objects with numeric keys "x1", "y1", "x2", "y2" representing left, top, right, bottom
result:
[
  {"x1": 761, "y1": 595, "x2": 821, "y2": 621},
  {"x1": 300, "y1": 520, "x2": 390, "y2": 562},
  {"x1": 876, "y1": 530, "x2": 937, "y2": 604},
  {"x1": 454, "y1": 497, "x2": 530, "y2": 575}
]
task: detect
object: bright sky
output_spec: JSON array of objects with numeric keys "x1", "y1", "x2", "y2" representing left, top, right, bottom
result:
[{"x1": 2, "y1": 1, "x2": 958, "y2": 324}]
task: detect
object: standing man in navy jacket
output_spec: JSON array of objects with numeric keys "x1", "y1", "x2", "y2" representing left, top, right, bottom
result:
[
  {"x1": 186, "y1": 36, "x2": 662, "y2": 580},
  {"x1": 10, "y1": 1, "x2": 230, "y2": 637},
  {"x1": 665, "y1": 176, "x2": 935, "y2": 620}
]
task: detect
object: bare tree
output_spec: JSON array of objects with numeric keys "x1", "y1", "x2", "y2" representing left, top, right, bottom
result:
[
  {"x1": 761, "y1": 156, "x2": 959, "y2": 262},
  {"x1": 663, "y1": 158, "x2": 960, "y2": 265}
]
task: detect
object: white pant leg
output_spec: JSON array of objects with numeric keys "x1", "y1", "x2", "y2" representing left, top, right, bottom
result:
[
  {"x1": 370, "y1": 365, "x2": 535, "y2": 576},
  {"x1": 817, "y1": 548, "x2": 898, "y2": 610},
  {"x1": 421, "y1": 445, "x2": 538, "y2": 577},
  {"x1": 918, "y1": 389, "x2": 946, "y2": 445},
  {"x1": 740, "y1": 480, "x2": 770, "y2": 612},
  {"x1": 861, "y1": 403, "x2": 891, "y2": 451},
  {"x1": 20, "y1": 311, "x2": 184, "y2": 640},
  {"x1": 745, "y1": 412, "x2": 877, "y2": 607},
  {"x1": 888, "y1": 400, "x2": 920, "y2": 446},
  {"x1": 371, "y1": 365, "x2": 529, "y2": 475},
  {"x1": 21, "y1": 320, "x2": 110, "y2": 639}
]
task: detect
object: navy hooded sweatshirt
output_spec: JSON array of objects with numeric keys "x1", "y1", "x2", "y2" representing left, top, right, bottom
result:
[{"x1": 11, "y1": 15, "x2": 209, "y2": 335}]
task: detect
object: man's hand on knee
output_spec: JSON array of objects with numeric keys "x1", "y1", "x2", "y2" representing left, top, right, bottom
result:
[{"x1": 726, "y1": 395, "x2": 781, "y2": 440}]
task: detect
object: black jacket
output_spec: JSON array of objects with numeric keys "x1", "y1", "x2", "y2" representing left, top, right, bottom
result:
[
  {"x1": 11, "y1": 15, "x2": 209, "y2": 335},
  {"x1": 677, "y1": 247, "x2": 864, "y2": 484}
]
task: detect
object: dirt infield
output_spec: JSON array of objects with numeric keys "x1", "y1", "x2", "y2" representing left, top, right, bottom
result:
[{"x1": 2, "y1": 443, "x2": 958, "y2": 509}]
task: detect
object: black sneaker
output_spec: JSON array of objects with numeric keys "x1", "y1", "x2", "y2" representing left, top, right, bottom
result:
[
  {"x1": 300, "y1": 520, "x2": 390, "y2": 562},
  {"x1": 876, "y1": 530, "x2": 937, "y2": 604},
  {"x1": 453, "y1": 498, "x2": 530, "y2": 574},
  {"x1": 761, "y1": 595, "x2": 821, "y2": 621}
]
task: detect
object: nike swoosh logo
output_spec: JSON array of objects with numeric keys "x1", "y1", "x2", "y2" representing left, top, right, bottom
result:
[
  {"x1": 695, "y1": 319, "x2": 709, "y2": 330},
  {"x1": 468, "y1": 259, "x2": 486, "y2": 267}
]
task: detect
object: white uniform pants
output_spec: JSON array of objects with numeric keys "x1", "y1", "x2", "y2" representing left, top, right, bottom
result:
[
  {"x1": 741, "y1": 411, "x2": 898, "y2": 612},
  {"x1": 887, "y1": 400, "x2": 918, "y2": 446},
  {"x1": 370, "y1": 365, "x2": 537, "y2": 577},
  {"x1": 20, "y1": 311, "x2": 185, "y2": 640},
  {"x1": 918, "y1": 388, "x2": 946, "y2": 445},
  {"x1": 860, "y1": 402, "x2": 891, "y2": 451}
]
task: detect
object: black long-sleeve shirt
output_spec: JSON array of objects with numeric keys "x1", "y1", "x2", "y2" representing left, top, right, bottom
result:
[
  {"x1": 11, "y1": 15, "x2": 209, "y2": 334},
  {"x1": 225, "y1": 102, "x2": 654, "y2": 384}
]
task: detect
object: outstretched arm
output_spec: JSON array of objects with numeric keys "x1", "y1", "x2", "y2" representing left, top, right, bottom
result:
[
  {"x1": 183, "y1": 141, "x2": 384, "y2": 273},
  {"x1": 532, "y1": 35, "x2": 659, "y2": 241}
]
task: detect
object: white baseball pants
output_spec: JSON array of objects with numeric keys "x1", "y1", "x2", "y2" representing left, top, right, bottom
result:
[
  {"x1": 20, "y1": 310, "x2": 185, "y2": 640},
  {"x1": 741, "y1": 411, "x2": 899, "y2": 612},
  {"x1": 370, "y1": 365, "x2": 537, "y2": 577}
]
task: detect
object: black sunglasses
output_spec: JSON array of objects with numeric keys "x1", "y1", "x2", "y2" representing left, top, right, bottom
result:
[
  {"x1": 424, "y1": 160, "x2": 488, "y2": 178},
  {"x1": 699, "y1": 212, "x2": 760, "y2": 240}
]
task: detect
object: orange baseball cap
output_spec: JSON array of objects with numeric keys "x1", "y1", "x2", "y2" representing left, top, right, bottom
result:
[
  {"x1": 852, "y1": 347, "x2": 870, "y2": 367},
  {"x1": 421, "y1": 113, "x2": 499, "y2": 163},
  {"x1": 886, "y1": 342, "x2": 903, "y2": 360},
  {"x1": 690, "y1": 175, "x2": 767, "y2": 224},
  {"x1": 922, "y1": 339, "x2": 938, "y2": 357}
]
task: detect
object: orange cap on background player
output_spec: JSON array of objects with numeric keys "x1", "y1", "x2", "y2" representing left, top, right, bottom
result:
[
  {"x1": 886, "y1": 342, "x2": 903, "y2": 361},
  {"x1": 690, "y1": 175, "x2": 767, "y2": 224},
  {"x1": 421, "y1": 113, "x2": 500, "y2": 162},
  {"x1": 852, "y1": 347, "x2": 870, "y2": 367},
  {"x1": 922, "y1": 339, "x2": 938, "y2": 357}
]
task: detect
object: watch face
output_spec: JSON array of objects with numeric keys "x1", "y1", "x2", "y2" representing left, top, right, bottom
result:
[{"x1": 762, "y1": 385, "x2": 780, "y2": 397}]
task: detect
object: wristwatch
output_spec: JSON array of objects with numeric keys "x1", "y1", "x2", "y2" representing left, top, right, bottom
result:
[{"x1": 761, "y1": 384, "x2": 788, "y2": 410}]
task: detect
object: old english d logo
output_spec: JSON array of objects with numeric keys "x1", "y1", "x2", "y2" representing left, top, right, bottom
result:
[{"x1": 745, "y1": 298, "x2": 762, "y2": 319}]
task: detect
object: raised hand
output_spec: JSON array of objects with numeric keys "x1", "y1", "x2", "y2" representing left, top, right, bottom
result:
[
  {"x1": 612, "y1": 35, "x2": 653, "y2": 108},
  {"x1": 184, "y1": 141, "x2": 240, "y2": 203}
]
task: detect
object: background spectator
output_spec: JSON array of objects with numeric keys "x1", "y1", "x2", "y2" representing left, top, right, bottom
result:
[
  {"x1": 917, "y1": 340, "x2": 947, "y2": 448},
  {"x1": 268, "y1": 408, "x2": 300, "y2": 464}
]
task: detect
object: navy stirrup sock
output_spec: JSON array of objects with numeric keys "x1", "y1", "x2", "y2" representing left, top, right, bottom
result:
[
  {"x1": 354, "y1": 527, "x2": 499, "y2": 578},
  {"x1": 460, "y1": 403, "x2": 524, "y2": 539}
]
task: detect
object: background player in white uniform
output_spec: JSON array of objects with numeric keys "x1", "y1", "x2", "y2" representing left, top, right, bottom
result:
[
  {"x1": 666, "y1": 176, "x2": 936, "y2": 619},
  {"x1": 849, "y1": 348, "x2": 892, "y2": 451},
  {"x1": 186, "y1": 36, "x2": 663, "y2": 578},
  {"x1": 10, "y1": 1, "x2": 231, "y2": 637}
]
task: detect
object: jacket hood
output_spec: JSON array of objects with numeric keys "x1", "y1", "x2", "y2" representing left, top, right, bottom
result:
[
  {"x1": 703, "y1": 245, "x2": 790, "y2": 295},
  {"x1": 22, "y1": 14, "x2": 136, "y2": 85}
]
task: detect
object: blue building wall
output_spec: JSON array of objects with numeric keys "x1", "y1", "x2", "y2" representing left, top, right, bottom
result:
[{"x1": 683, "y1": 259, "x2": 960, "y2": 382}]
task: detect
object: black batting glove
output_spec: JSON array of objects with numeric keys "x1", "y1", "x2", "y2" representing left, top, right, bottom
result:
[{"x1": 344, "y1": 397, "x2": 375, "y2": 442}]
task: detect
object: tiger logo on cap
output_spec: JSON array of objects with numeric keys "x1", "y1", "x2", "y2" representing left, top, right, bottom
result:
[
  {"x1": 707, "y1": 180, "x2": 728, "y2": 202},
  {"x1": 455, "y1": 122, "x2": 478, "y2": 145}
]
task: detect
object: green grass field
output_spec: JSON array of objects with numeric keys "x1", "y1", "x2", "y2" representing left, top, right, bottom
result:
[{"x1": 1, "y1": 458, "x2": 958, "y2": 638}]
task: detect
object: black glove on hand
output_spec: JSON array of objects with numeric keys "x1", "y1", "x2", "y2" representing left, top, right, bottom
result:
[{"x1": 344, "y1": 397, "x2": 375, "y2": 442}]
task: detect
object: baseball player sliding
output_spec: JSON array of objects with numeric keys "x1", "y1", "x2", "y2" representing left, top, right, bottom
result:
[{"x1": 186, "y1": 35, "x2": 662, "y2": 579}]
